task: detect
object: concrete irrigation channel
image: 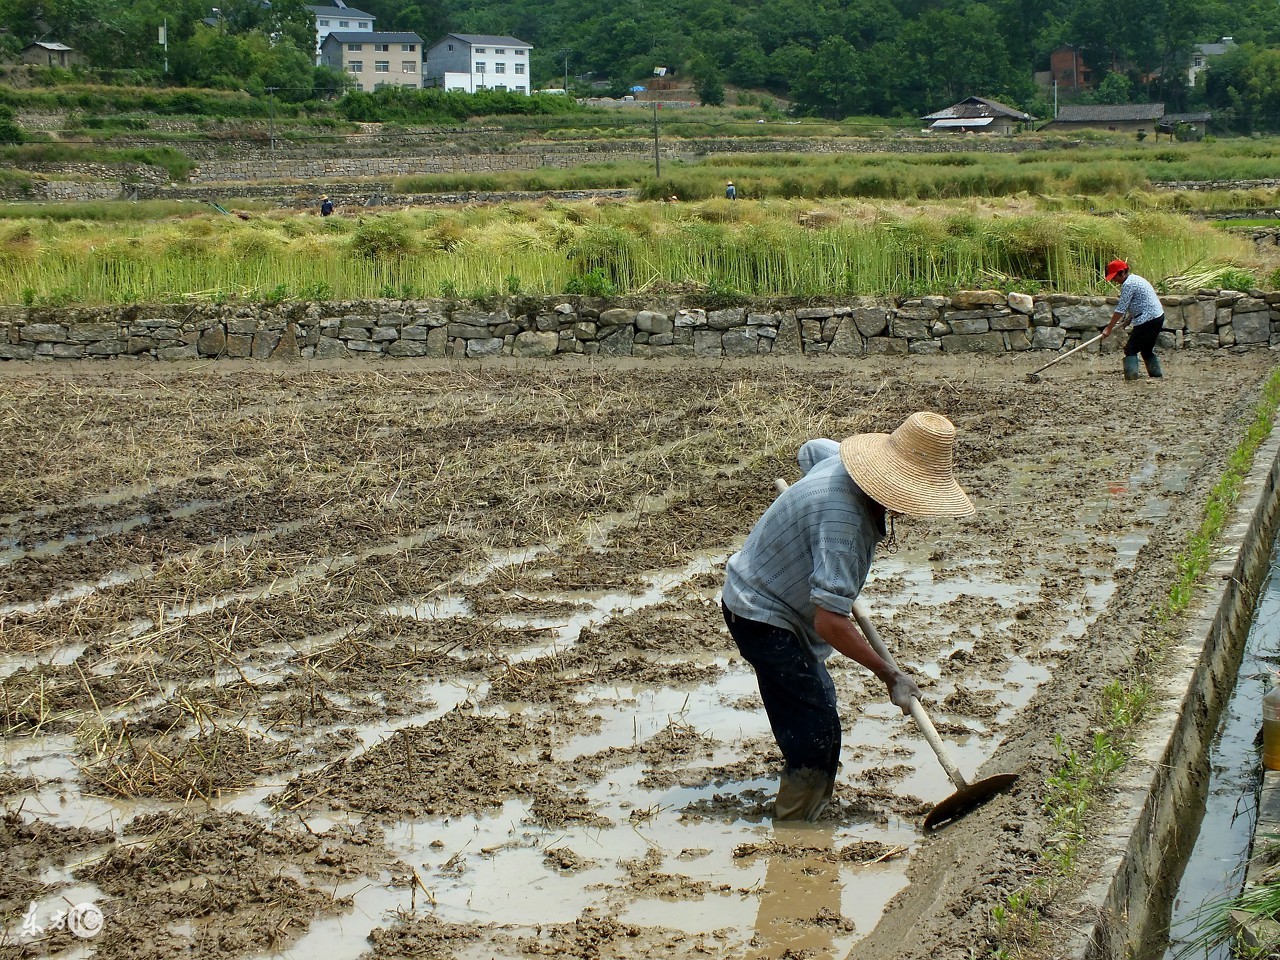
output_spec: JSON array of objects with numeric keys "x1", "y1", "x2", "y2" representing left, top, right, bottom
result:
[{"x1": 0, "y1": 349, "x2": 1278, "y2": 960}]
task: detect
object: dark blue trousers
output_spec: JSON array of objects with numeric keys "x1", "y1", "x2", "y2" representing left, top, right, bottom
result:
[
  {"x1": 723, "y1": 603, "x2": 841, "y2": 776},
  {"x1": 1124, "y1": 315, "x2": 1164, "y2": 359}
]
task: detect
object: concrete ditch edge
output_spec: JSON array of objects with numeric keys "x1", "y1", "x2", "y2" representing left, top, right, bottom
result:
[{"x1": 1060, "y1": 424, "x2": 1280, "y2": 958}]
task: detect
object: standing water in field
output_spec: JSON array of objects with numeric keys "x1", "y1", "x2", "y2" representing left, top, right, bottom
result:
[{"x1": 1162, "y1": 538, "x2": 1280, "y2": 960}]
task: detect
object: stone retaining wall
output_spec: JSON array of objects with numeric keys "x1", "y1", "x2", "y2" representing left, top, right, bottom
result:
[{"x1": 3, "y1": 289, "x2": 1279, "y2": 363}]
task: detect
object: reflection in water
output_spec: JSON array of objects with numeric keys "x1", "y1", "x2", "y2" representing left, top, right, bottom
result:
[{"x1": 749, "y1": 825, "x2": 843, "y2": 960}]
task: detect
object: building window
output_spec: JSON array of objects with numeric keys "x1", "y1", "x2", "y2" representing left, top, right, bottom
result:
[
  {"x1": 357, "y1": 20, "x2": 368, "y2": 28},
  {"x1": 319, "y1": 18, "x2": 329, "y2": 25},
  {"x1": 494, "y1": 63, "x2": 505, "y2": 74},
  {"x1": 375, "y1": 61, "x2": 389, "y2": 72},
  {"x1": 401, "y1": 43, "x2": 415, "y2": 51},
  {"x1": 495, "y1": 84, "x2": 507, "y2": 92},
  {"x1": 475, "y1": 47, "x2": 485, "y2": 53},
  {"x1": 515, "y1": 85, "x2": 526, "y2": 93},
  {"x1": 374, "y1": 43, "x2": 389, "y2": 52},
  {"x1": 515, "y1": 63, "x2": 524, "y2": 75},
  {"x1": 475, "y1": 62, "x2": 485, "y2": 72},
  {"x1": 339, "y1": 19, "x2": 349, "y2": 26},
  {"x1": 514, "y1": 49, "x2": 524, "y2": 56},
  {"x1": 402, "y1": 61, "x2": 416, "y2": 73},
  {"x1": 347, "y1": 61, "x2": 362, "y2": 72},
  {"x1": 447, "y1": 43, "x2": 453, "y2": 51},
  {"x1": 347, "y1": 43, "x2": 362, "y2": 51},
  {"x1": 495, "y1": 48, "x2": 505, "y2": 54}
]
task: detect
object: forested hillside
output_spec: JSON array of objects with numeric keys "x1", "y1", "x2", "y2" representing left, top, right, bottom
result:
[{"x1": 1, "y1": 0, "x2": 1279, "y2": 127}]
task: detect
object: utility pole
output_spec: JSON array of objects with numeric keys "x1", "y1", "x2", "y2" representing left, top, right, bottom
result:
[
  {"x1": 268, "y1": 87, "x2": 277, "y2": 151},
  {"x1": 159, "y1": 18, "x2": 168, "y2": 74},
  {"x1": 652, "y1": 99, "x2": 660, "y2": 179},
  {"x1": 561, "y1": 49, "x2": 569, "y2": 92}
]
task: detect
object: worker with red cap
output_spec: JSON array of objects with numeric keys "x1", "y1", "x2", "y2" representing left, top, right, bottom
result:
[{"x1": 1101, "y1": 259, "x2": 1165, "y2": 379}]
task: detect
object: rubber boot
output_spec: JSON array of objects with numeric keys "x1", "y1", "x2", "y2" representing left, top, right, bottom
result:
[
  {"x1": 775, "y1": 768, "x2": 835, "y2": 822},
  {"x1": 1123, "y1": 355, "x2": 1141, "y2": 381},
  {"x1": 1143, "y1": 354, "x2": 1163, "y2": 378}
]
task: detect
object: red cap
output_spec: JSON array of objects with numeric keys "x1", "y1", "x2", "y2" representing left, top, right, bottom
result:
[{"x1": 1105, "y1": 259, "x2": 1129, "y2": 281}]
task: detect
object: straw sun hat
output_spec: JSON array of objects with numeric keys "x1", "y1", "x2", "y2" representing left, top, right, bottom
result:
[{"x1": 839, "y1": 412, "x2": 974, "y2": 518}]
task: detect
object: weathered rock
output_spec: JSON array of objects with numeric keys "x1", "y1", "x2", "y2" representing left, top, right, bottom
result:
[
  {"x1": 1006, "y1": 330, "x2": 1032, "y2": 351},
  {"x1": 908, "y1": 340, "x2": 942, "y2": 355},
  {"x1": 598, "y1": 325, "x2": 634, "y2": 356},
  {"x1": 1008, "y1": 292, "x2": 1034, "y2": 315},
  {"x1": 448, "y1": 323, "x2": 492, "y2": 339},
  {"x1": 636, "y1": 311, "x2": 673, "y2": 335},
  {"x1": 866, "y1": 337, "x2": 907, "y2": 356},
  {"x1": 773, "y1": 313, "x2": 802, "y2": 355},
  {"x1": 513, "y1": 331, "x2": 558, "y2": 357},
  {"x1": 1030, "y1": 326, "x2": 1067, "y2": 350},
  {"x1": 693, "y1": 330, "x2": 722, "y2": 357},
  {"x1": 708, "y1": 308, "x2": 746, "y2": 330},
  {"x1": 599, "y1": 308, "x2": 637, "y2": 326},
  {"x1": 828, "y1": 317, "x2": 862, "y2": 356},
  {"x1": 1186, "y1": 332, "x2": 1220, "y2": 349},
  {"x1": 66, "y1": 322, "x2": 119, "y2": 343},
  {"x1": 198, "y1": 326, "x2": 227, "y2": 356},
  {"x1": 386, "y1": 339, "x2": 428, "y2": 357},
  {"x1": 851, "y1": 307, "x2": 889, "y2": 338},
  {"x1": 675, "y1": 309, "x2": 706, "y2": 328},
  {"x1": 251, "y1": 331, "x2": 281, "y2": 360},
  {"x1": 721, "y1": 328, "x2": 758, "y2": 356},
  {"x1": 269, "y1": 326, "x2": 300, "y2": 361},
  {"x1": 157, "y1": 344, "x2": 198, "y2": 361},
  {"x1": 425, "y1": 327, "x2": 448, "y2": 357},
  {"x1": 950, "y1": 289, "x2": 1005, "y2": 309},
  {"x1": 795, "y1": 307, "x2": 834, "y2": 320},
  {"x1": 19, "y1": 323, "x2": 65, "y2": 343},
  {"x1": 991, "y1": 314, "x2": 1030, "y2": 331},
  {"x1": 895, "y1": 305, "x2": 940, "y2": 321},
  {"x1": 941, "y1": 332, "x2": 1005, "y2": 354},
  {"x1": 314, "y1": 336, "x2": 348, "y2": 359},
  {"x1": 466, "y1": 337, "x2": 504, "y2": 357},
  {"x1": 1185, "y1": 301, "x2": 1217, "y2": 334},
  {"x1": 225, "y1": 334, "x2": 253, "y2": 358},
  {"x1": 893, "y1": 318, "x2": 932, "y2": 340},
  {"x1": 1054, "y1": 304, "x2": 1110, "y2": 331},
  {"x1": 949, "y1": 318, "x2": 990, "y2": 336},
  {"x1": 0, "y1": 343, "x2": 35, "y2": 360},
  {"x1": 1233, "y1": 311, "x2": 1271, "y2": 345}
]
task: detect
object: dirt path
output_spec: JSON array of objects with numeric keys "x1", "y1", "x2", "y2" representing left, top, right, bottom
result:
[{"x1": 0, "y1": 350, "x2": 1274, "y2": 960}]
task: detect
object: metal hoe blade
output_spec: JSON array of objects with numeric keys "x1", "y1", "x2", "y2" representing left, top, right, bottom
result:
[{"x1": 922, "y1": 773, "x2": 1020, "y2": 831}]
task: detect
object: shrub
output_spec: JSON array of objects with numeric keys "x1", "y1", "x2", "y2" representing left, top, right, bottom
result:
[{"x1": 349, "y1": 217, "x2": 416, "y2": 260}]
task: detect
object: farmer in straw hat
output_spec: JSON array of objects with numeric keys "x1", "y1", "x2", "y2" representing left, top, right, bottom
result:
[{"x1": 721, "y1": 412, "x2": 974, "y2": 821}]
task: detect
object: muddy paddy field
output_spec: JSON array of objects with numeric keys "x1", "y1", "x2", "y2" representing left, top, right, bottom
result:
[{"x1": 0, "y1": 350, "x2": 1275, "y2": 960}]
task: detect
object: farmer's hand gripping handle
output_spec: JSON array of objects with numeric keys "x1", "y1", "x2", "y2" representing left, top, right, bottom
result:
[{"x1": 851, "y1": 601, "x2": 971, "y2": 791}]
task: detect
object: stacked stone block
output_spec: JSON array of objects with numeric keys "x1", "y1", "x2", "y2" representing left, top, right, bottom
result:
[{"x1": 2, "y1": 290, "x2": 1279, "y2": 362}]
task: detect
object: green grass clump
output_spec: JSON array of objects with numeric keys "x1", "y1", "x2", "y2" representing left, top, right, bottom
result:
[
  {"x1": 1165, "y1": 367, "x2": 1280, "y2": 619},
  {"x1": 0, "y1": 198, "x2": 1254, "y2": 305}
]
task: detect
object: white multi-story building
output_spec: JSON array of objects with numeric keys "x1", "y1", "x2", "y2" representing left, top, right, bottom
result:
[
  {"x1": 306, "y1": 2, "x2": 375, "y2": 61},
  {"x1": 423, "y1": 34, "x2": 533, "y2": 95},
  {"x1": 320, "y1": 31, "x2": 424, "y2": 91}
]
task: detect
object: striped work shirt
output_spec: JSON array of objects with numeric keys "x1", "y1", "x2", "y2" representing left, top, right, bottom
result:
[
  {"x1": 1115, "y1": 274, "x2": 1164, "y2": 326},
  {"x1": 722, "y1": 439, "x2": 885, "y2": 661}
]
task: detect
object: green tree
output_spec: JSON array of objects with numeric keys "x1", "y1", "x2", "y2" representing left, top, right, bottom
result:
[
  {"x1": 691, "y1": 56, "x2": 725, "y2": 106},
  {"x1": 1093, "y1": 70, "x2": 1133, "y2": 103}
]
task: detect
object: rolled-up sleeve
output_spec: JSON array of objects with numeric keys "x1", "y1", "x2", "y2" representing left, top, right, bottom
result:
[{"x1": 799, "y1": 438, "x2": 840, "y2": 476}]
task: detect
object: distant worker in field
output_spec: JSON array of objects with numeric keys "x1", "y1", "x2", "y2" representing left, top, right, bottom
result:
[
  {"x1": 1101, "y1": 259, "x2": 1165, "y2": 380},
  {"x1": 721, "y1": 412, "x2": 974, "y2": 821},
  {"x1": 725, "y1": 180, "x2": 736, "y2": 200},
  {"x1": 320, "y1": 195, "x2": 334, "y2": 217}
]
